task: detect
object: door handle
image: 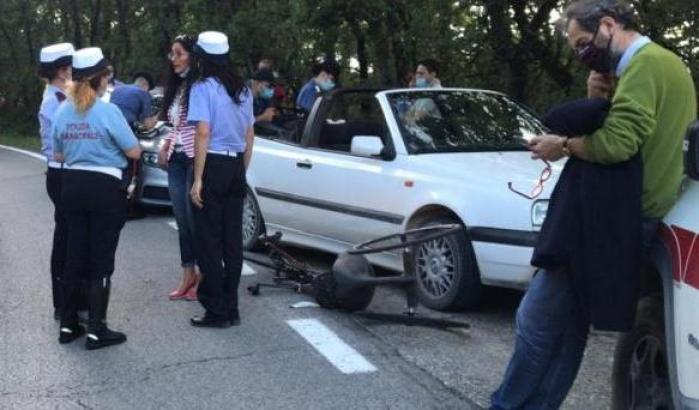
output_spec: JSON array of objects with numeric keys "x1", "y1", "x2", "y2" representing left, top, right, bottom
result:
[{"x1": 296, "y1": 160, "x2": 313, "y2": 169}]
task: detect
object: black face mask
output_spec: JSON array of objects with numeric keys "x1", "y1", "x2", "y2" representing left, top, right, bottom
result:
[{"x1": 576, "y1": 26, "x2": 618, "y2": 73}]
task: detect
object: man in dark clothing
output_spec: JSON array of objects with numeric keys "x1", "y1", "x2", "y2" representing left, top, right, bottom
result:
[
  {"x1": 249, "y1": 68, "x2": 277, "y2": 123},
  {"x1": 532, "y1": 98, "x2": 643, "y2": 331}
]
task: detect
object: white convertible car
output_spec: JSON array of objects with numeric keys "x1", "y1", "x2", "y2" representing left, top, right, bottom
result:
[{"x1": 243, "y1": 88, "x2": 561, "y2": 311}]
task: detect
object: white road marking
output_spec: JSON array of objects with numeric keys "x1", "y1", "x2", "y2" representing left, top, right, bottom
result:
[
  {"x1": 242, "y1": 263, "x2": 256, "y2": 276},
  {"x1": 289, "y1": 301, "x2": 320, "y2": 309},
  {"x1": 166, "y1": 219, "x2": 256, "y2": 275},
  {"x1": 0, "y1": 144, "x2": 45, "y2": 161},
  {"x1": 287, "y1": 318, "x2": 377, "y2": 374}
]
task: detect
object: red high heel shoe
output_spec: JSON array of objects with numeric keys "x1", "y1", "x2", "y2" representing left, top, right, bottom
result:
[
  {"x1": 169, "y1": 277, "x2": 196, "y2": 300},
  {"x1": 184, "y1": 281, "x2": 199, "y2": 302}
]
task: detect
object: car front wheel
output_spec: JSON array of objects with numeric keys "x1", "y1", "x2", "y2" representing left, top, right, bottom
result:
[
  {"x1": 242, "y1": 187, "x2": 264, "y2": 251},
  {"x1": 611, "y1": 294, "x2": 673, "y2": 410},
  {"x1": 405, "y1": 217, "x2": 482, "y2": 311}
]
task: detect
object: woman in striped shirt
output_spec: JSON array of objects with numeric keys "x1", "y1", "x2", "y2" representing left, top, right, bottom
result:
[{"x1": 158, "y1": 34, "x2": 200, "y2": 300}]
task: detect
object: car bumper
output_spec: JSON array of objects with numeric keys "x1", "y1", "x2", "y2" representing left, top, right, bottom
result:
[
  {"x1": 138, "y1": 161, "x2": 170, "y2": 206},
  {"x1": 469, "y1": 228, "x2": 539, "y2": 289}
]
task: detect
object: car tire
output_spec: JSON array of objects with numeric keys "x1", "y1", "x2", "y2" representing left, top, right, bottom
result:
[
  {"x1": 242, "y1": 187, "x2": 264, "y2": 251},
  {"x1": 405, "y1": 216, "x2": 482, "y2": 311},
  {"x1": 611, "y1": 294, "x2": 673, "y2": 410}
]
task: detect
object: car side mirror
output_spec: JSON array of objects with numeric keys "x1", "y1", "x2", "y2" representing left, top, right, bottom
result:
[
  {"x1": 684, "y1": 121, "x2": 699, "y2": 180},
  {"x1": 351, "y1": 136, "x2": 384, "y2": 158}
]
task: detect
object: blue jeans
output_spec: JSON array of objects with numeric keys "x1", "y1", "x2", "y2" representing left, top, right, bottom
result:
[
  {"x1": 167, "y1": 152, "x2": 196, "y2": 268},
  {"x1": 490, "y1": 218, "x2": 659, "y2": 409}
]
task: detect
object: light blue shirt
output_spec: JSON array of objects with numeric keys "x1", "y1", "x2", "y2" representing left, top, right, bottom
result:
[
  {"x1": 616, "y1": 36, "x2": 651, "y2": 78},
  {"x1": 110, "y1": 84, "x2": 152, "y2": 125},
  {"x1": 296, "y1": 79, "x2": 318, "y2": 112},
  {"x1": 187, "y1": 78, "x2": 254, "y2": 152},
  {"x1": 38, "y1": 85, "x2": 67, "y2": 161},
  {"x1": 52, "y1": 99, "x2": 138, "y2": 169}
]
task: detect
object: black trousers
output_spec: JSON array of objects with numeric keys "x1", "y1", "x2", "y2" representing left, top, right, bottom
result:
[
  {"x1": 45, "y1": 167, "x2": 68, "y2": 309},
  {"x1": 60, "y1": 170, "x2": 127, "y2": 322},
  {"x1": 194, "y1": 154, "x2": 245, "y2": 320}
]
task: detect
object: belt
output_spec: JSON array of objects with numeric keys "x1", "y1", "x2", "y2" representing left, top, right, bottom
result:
[
  {"x1": 69, "y1": 164, "x2": 123, "y2": 180},
  {"x1": 47, "y1": 161, "x2": 67, "y2": 169},
  {"x1": 207, "y1": 149, "x2": 239, "y2": 157}
]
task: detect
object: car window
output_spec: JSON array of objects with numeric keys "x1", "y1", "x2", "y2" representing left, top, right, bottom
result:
[
  {"x1": 315, "y1": 92, "x2": 387, "y2": 153},
  {"x1": 387, "y1": 90, "x2": 546, "y2": 154},
  {"x1": 254, "y1": 113, "x2": 306, "y2": 144}
]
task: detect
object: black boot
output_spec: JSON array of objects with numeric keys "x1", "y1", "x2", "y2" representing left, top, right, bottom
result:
[
  {"x1": 59, "y1": 323, "x2": 85, "y2": 344},
  {"x1": 58, "y1": 282, "x2": 84, "y2": 343},
  {"x1": 59, "y1": 280, "x2": 79, "y2": 325},
  {"x1": 85, "y1": 278, "x2": 126, "y2": 350}
]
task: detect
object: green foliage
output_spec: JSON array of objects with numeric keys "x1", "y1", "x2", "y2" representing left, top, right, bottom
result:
[
  {"x1": 0, "y1": 0, "x2": 696, "y2": 135},
  {"x1": 0, "y1": 133, "x2": 41, "y2": 152}
]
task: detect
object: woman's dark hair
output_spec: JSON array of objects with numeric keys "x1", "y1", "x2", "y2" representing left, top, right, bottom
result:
[
  {"x1": 38, "y1": 63, "x2": 70, "y2": 81},
  {"x1": 161, "y1": 34, "x2": 198, "y2": 120},
  {"x1": 195, "y1": 52, "x2": 247, "y2": 105}
]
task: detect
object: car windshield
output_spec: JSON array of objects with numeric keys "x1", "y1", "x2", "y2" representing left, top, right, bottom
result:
[{"x1": 387, "y1": 90, "x2": 547, "y2": 154}]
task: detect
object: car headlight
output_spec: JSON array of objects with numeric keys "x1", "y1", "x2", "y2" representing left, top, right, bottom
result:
[
  {"x1": 142, "y1": 152, "x2": 159, "y2": 167},
  {"x1": 531, "y1": 200, "x2": 548, "y2": 229},
  {"x1": 139, "y1": 139, "x2": 156, "y2": 149}
]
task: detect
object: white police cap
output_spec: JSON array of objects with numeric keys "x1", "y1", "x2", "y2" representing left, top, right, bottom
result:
[
  {"x1": 196, "y1": 31, "x2": 229, "y2": 55},
  {"x1": 72, "y1": 47, "x2": 108, "y2": 81},
  {"x1": 40, "y1": 43, "x2": 75, "y2": 64}
]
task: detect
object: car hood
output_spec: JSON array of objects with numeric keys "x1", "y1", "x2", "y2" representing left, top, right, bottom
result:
[{"x1": 405, "y1": 151, "x2": 564, "y2": 199}]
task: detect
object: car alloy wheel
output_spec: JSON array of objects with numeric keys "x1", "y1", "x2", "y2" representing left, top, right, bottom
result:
[
  {"x1": 242, "y1": 188, "x2": 264, "y2": 250},
  {"x1": 416, "y1": 237, "x2": 455, "y2": 298}
]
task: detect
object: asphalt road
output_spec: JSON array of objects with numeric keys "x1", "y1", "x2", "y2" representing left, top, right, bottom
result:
[{"x1": 0, "y1": 147, "x2": 616, "y2": 409}]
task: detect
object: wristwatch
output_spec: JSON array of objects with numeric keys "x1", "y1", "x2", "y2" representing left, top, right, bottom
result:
[{"x1": 561, "y1": 137, "x2": 571, "y2": 157}]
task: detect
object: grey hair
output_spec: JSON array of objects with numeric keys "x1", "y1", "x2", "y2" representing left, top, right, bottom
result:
[{"x1": 561, "y1": 0, "x2": 639, "y2": 34}]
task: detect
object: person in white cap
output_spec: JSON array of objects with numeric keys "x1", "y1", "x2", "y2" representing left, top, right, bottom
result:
[
  {"x1": 51, "y1": 47, "x2": 142, "y2": 349},
  {"x1": 38, "y1": 42, "x2": 81, "y2": 321},
  {"x1": 187, "y1": 31, "x2": 255, "y2": 328}
]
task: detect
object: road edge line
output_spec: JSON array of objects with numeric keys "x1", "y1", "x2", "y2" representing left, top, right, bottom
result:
[{"x1": 0, "y1": 144, "x2": 45, "y2": 161}]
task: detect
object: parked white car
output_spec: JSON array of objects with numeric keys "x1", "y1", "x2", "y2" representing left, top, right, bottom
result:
[
  {"x1": 611, "y1": 121, "x2": 699, "y2": 409},
  {"x1": 243, "y1": 88, "x2": 561, "y2": 310}
]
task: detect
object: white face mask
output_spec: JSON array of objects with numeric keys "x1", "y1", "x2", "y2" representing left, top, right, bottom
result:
[{"x1": 178, "y1": 67, "x2": 190, "y2": 79}]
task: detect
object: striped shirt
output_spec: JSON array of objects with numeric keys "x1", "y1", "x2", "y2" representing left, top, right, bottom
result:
[{"x1": 164, "y1": 86, "x2": 196, "y2": 159}]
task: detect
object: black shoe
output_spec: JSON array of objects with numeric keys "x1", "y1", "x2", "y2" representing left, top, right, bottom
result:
[
  {"x1": 85, "y1": 327, "x2": 127, "y2": 350},
  {"x1": 229, "y1": 317, "x2": 241, "y2": 326},
  {"x1": 58, "y1": 324, "x2": 85, "y2": 344},
  {"x1": 190, "y1": 315, "x2": 232, "y2": 328}
]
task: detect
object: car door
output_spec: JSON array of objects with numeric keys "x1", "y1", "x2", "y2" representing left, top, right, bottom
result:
[
  {"x1": 661, "y1": 122, "x2": 699, "y2": 402},
  {"x1": 248, "y1": 119, "x2": 327, "y2": 242},
  {"x1": 277, "y1": 90, "x2": 412, "y2": 249}
]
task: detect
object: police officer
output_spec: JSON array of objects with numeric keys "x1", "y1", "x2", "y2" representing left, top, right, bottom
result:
[
  {"x1": 188, "y1": 31, "x2": 255, "y2": 328},
  {"x1": 38, "y1": 42, "x2": 74, "y2": 320},
  {"x1": 52, "y1": 47, "x2": 142, "y2": 349}
]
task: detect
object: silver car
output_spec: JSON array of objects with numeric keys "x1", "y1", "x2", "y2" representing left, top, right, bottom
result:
[{"x1": 134, "y1": 122, "x2": 171, "y2": 206}]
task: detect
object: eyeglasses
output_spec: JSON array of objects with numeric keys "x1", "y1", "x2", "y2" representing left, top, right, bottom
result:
[
  {"x1": 575, "y1": 24, "x2": 601, "y2": 56},
  {"x1": 508, "y1": 160, "x2": 552, "y2": 200}
]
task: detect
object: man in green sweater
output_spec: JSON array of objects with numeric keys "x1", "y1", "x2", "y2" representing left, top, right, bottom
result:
[{"x1": 491, "y1": 1, "x2": 697, "y2": 408}]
